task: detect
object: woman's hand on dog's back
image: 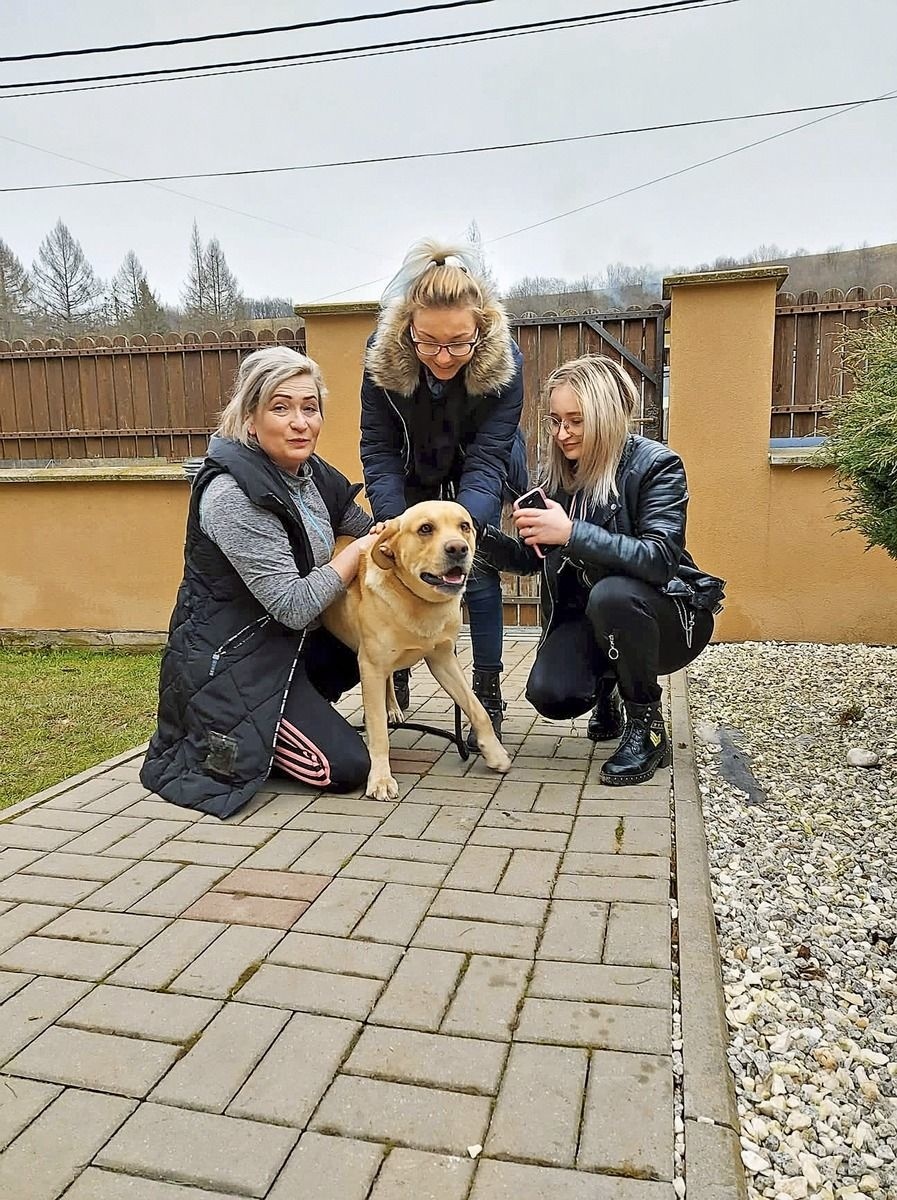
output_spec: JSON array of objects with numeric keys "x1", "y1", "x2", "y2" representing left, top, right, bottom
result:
[{"x1": 330, "y1": 530, "x2": 380, "y2": 585}]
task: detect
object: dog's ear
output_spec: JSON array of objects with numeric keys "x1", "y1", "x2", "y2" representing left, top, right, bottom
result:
[{"x1": 370, "y1": 520, "x2": 399, "y2": 571}]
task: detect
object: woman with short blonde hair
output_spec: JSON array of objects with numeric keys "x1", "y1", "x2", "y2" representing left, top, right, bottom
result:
[{"x1": 479, "y1": 354, "x2": 725, "y2": 786}]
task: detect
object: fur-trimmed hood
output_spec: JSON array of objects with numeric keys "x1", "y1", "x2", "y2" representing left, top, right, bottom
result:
[{"x1": 364, "y1": 297, "x2": 517, "y2": 398}]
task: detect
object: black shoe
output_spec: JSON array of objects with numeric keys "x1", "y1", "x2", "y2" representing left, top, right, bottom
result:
[
  {"x1": 599, "y1": 701, "x2": 670, "y2": 786},
  {"x1": 587, "y1": 680, "x2": 624, "y2": 742},
  {"x1": 393, "y1": 668, "x2": 410, "y2": 714},
  {"x1": 466, "y1": 667, "x2": 506, "y2": 752}
]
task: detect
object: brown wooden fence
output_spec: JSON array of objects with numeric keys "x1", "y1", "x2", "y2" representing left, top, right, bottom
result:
[
  {"x1": 0, "y1": 328, "x2": 305, "y2": 461},
  {"x1": 772, "y1": 284, "x2": 896, "y2": 438}
]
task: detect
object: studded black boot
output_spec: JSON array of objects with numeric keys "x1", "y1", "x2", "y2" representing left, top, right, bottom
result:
[
  {"x1": 392, "y1": 668, "x2": 411, "y2": 714},
  {"x1": 599, "y1": 701, "x2": 670, "y2": 786},
  {"x1": 466, "y1": 668, "x2": 506, "y2": 752},
  {"x1": 587, "y1": 678, "x2": 624, "y2": 742}
]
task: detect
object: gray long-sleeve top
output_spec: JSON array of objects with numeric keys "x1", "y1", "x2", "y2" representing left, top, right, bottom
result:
[{"x1": 199, "y1": 461, "x2": 372, "y2": 631}]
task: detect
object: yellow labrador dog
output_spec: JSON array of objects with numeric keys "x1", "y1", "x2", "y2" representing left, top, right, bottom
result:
[{"x1": 323, "y1": 500, "x2": 512, "y2": 800}]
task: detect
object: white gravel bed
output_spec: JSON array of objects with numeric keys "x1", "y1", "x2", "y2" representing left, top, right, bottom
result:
[{"x1": 687, "y1": 643, "x2": 897, "y2": 1200}]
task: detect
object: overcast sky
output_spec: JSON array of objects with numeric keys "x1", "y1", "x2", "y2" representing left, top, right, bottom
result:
[{"x1": 2, "y1": 0, "x2": 895, "y2": 307}]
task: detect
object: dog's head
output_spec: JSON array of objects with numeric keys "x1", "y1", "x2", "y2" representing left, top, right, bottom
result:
[{"x1": 370, "y1": 500, "x2": 476, "y2": 604}]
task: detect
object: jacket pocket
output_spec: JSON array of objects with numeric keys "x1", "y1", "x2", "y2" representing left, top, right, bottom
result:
[{"x1": 208, "y1": 616, "x2": 271, "y2": 677}]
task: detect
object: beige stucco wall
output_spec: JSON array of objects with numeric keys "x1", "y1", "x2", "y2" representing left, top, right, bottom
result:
[{"x1": 665, "y1": 270, "x2": 896, "y2": 644}]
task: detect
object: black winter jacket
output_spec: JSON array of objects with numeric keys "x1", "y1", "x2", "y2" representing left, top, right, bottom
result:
[
  {"x1": 478, "y1": 435, "x2": 725, "y2": 638},
  {"x1": 140, "y1": 439, "x2": 360, "y2": 819}
]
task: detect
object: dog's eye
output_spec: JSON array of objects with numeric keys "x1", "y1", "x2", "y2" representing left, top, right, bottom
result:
[
  {"x1": 418, "y1": 523, "x2": 433, "y2": 535},
  {"x1": 460, "y1": 522, "x2": 472, "y2": 533}
]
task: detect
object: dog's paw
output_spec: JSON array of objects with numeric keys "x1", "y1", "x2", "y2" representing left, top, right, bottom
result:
[
  {"x1": 387, "y1": 701, "x2": 404, "y2": 726},
  {"x1": 480, "y1": 740, "x2": 512, "y2": 773},
  {"x1": 366, "y1": 771, "x2": 400, "y2": 801}
]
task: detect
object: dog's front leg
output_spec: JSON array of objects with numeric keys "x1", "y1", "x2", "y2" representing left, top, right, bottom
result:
[
  {"x1": 359, "y1": 657, "x2": 399, "y2": 800},
  {"x1": 425, "y1": 645, "x2": 511, "y2": 773}
]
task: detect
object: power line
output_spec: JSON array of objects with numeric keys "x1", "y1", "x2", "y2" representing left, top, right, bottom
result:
[
  {"x1": 0, "y1": 1, "x2": 500, "y2": 63},
  {"x1": 0, "y1": 1, "x2": 736, "y2": 98},
  {"x1": 4, "y1": 94, "x2": 895, "y2": 194}
]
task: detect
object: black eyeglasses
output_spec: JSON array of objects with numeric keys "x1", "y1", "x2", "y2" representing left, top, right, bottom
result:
[{"x1": 410, "y1": 328, "x2": 479, "y2": 358}]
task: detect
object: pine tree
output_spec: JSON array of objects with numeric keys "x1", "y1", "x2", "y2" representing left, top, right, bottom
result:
[
  {"x1": 181, "y1": 222, "x2": 244, "y2": 326},
  {"x1": 31, "y1": 219, "x2": 104, "y2": 333},
  {"x1": 0, "y1": 238, "x2": 32, "y2": 340}
]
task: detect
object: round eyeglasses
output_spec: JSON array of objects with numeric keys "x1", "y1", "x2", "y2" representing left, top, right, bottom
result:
[
  {"x1": 541, "y1": 414, "x2": 584, "y2": 436},
  {"x1": 410, "y1": 328, "x2": 479, "y2": 358}
]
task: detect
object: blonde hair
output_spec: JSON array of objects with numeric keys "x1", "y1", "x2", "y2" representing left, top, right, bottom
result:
[
  {"x1": 216, "y1": 346, "x2": 328, "y2": 443},
  {"x1": 380, "y1": 237, "x2": 495, "y2": 332},
  {"x1": 541, "y1": 355, "x2": 639, "y2": 508}
]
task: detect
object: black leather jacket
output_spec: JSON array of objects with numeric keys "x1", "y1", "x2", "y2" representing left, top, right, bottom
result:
[{"x1": 478, "y1": 435, "x2": 725, "y2": 637}]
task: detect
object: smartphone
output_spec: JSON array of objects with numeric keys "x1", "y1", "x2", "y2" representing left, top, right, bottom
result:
[{"x1": 513, "y1": 486, "x2": 549, "y2": 558}]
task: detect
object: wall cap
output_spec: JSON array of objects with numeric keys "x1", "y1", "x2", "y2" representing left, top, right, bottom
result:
[
  {"x1": 293, "y1": 301, "x2": 381, "y2": 317},
  {"x1": 0, "y1": 462, "x2": 187, "y2": 483},
  {"x1": 662, "y1": 265, "x2": 790, "y2": 299},
  {"x1": 768, "y1": 446, "x2": 827, "y2": 467}
]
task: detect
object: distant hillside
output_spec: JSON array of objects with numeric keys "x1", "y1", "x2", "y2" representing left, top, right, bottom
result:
[{"x1": 758, "y1": 243, "x2": 897, "y2": 299}]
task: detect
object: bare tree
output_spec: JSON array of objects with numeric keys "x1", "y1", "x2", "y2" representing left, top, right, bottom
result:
[
  {"x1": 109, "y1": 251, "x2": 167, "y2": 334},
  {"x1": 181, "y1": 223, "x2": 243, "y2": 325},
  {"x1": 31, "y1": 219, "x2": 104, "y2": 333},
  {"x1": 181, "y1": 221, "x2": 211, "y2": 319},
  {"x1": 244, "y1": 295, "x2": 295, "y2": 320},
  {"x1": 0, "y1": 237, "x2": 32, "y2": 340},
  {"x1": 465, "y1": 219, "x2": 498, "y2": 294}
]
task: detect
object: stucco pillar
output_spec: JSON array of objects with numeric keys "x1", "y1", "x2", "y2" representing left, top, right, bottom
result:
[{"x1": 294, "y1": 301, "x2": 379, "y2": 491}]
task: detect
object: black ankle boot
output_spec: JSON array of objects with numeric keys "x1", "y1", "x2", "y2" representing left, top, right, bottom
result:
[
  {"x1": 466, "y1": 668, "x2": 506, "y2": 752},
  {"x1": 599, "y1": 701, "x2": 670, "y2": 786},
  {"x1": 587, "y1": 679, "x2": 624, "y2": 742},
  {"x1": 393, "y1": 668, "x2": 410, "y2": 713}
]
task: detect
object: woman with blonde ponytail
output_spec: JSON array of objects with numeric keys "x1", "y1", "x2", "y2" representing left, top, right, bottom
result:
[{"x1": 361, "y1": 237, "x2": 526, "y2": 748}]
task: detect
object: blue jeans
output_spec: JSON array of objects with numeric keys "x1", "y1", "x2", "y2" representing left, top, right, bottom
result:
[{"x1": 466, "y1": 563, "x2": 504, "y2": 674}]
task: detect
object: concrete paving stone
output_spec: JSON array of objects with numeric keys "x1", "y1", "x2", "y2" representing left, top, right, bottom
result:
[
  {"x1": 128, "y1": 865, "x2": 229, "y2": 917},
  {"x1": 235, "y1": 791, "x2": 315, "y2": 827},
  {"x1": 578, "y1": 1050, "x2": 674, "y2": 1180},
  {"x1": 469, "y1": 1159, "x2": 675, "y2": 1199},
  {"x1": 237, "y1": 962, "x2": 383, "y2": 1019},
  {"x1": 13, "y1": 808, "x2": 108, "y2": 832},
  {"x1": 79, "y1": 861, "x2": 182, "y2": 912},
  {"x1": 414, "y1": 916, "x2": 538, "y2": 959},
  {"x1": 3, "y1": 1024, "x2": 181, "y2": 1097},
  {"x1": 534, "y1": 784, "x2": 580, "y2": 814},
  {"x1": 286, "y1": 811, "x2": 382, "y2": 835},
  {"x1": 604, "y1": 903, "x2": 670, "y2": 970},
  {"x1": 538, "y1": 900, "x2": 609, "y2": 964},
  {"x1": 370, "y1": 947, "x2": 465, "y2": 1031},
  {"x1": 150, "y1": 1001, "x2": 288, "y2": 1112},
  {"x1": 60, "y1": 984, "x2": 219, "y2": 1043},
  {"x1": 0, "y1": 902, "x2": 62, "y2": 953},
  {"x1": 561, "y1": 852, "x2": 667, "y2": 879},
  {"x1": 0, "y1": 976, "x2": 92, "y2": 1065},
  {"x1": 0, "y1": 934, "x2": 134, "y2": 981},
  {"x1": 96, "y1": 1103, "x2": 297, "y2": 1198},
  {"x1": 107, "y1": 919, "x2": 225, "y2": 990},
  {"x1": 369, "y1": 1147, "x2": 474, "y2": 1200},
  {"x1": 147, "y1": 839, "x2": 253, "y2": 868},
  {"x1": 342, "y1": 855, "x2": 450, "y2": 887},
  {"x1": 0, "y1": 822, "x2": 76, "y2": 852},
  {"x1": 61, "y1": 815, "x2": 148, "y2": 856},
  {"x1": 352, "y1": 882, "x2": 436, "y2": 946},
  {"x1": 505, "y1": 768, "x2": 585, "y2": 785},
  {"x1": 441, "y1": 954, "x2": 531, "y2": 1042},
  {"x1": 121, "y1": 799, "x2": 202, "y2": 821},
  {"x1": 554, "y1": 737, "x2": 593, "y2": 760},
  {"x1": 292, "y1": 876, "x2": 383, "y2": 936},
  {"x1": 569, "y1": 816, "x2": 670, "y2": 858},
  {"x1": 309, "y1": 797, "x2": 395, "y2": 818},
  {"x1": 684, "y1": 1118, "x2": 748, "y2": 1200},
  {"x1": 430, "y1": 889, "x2": 547, "y2": 927},
  {"x1": 516, "y1": 998, "x2": 670, "y2": 1054},
  {"x1": 406, "y1": 774, "x2": 499, "y2": 796},
  {"x1": 426, "y1": 751, "x2": 475, "y2": 778},
  {"x1": 42, "y1": 908, "x2": 169, "y2": 946},
  {"x1": 182, "y1": 890, "x2": 308, "y2": 928},
  {"x1": 291, "y1": 832, "x2": 369, "y2": 875},
  {"x1": 485, "y1": 1042, "x2": 588, "y2": 1166},
  {"x1": 443, "y1": 845, "x2": 511, "y2": 892},
  {"x1": 497, "y1": 849, "x2": 562, "y2": 898},
  {"x1": 375, "y1": 804, "x2": 439, "y2": 838},
  {"x1": 41, "y1": 777, "x2": 123, "y2": 810},
  {"x1": 406, "y1": 786, "x2": 495, "y2": 809},
  {"x1": 175, "y1": 822, "x2": 275, "y2": 847},
  {"x1": 555, "y1": 874, "x2": 670, "y2": 904},
  {"x1": 489, "y1": 781, "x2": 540, "y2": 812},
  {"x1": 420, "y1": 805, "x2": 480, "y2": 844},
  {"x1": 168, "y1": 924, "x2": 283, "y2": 999},
  {"x1": 228, "y1": 1009, "x2": 358, "y2": 1126},
  {"x1": 0, "y1": 904, "x2": 9, "y2": 915},
  {"x1": 84, "y1": 788, "x2": 150, "y2": 815},
  {"x1": 63, "y1": 1170, "x2": 242, "y2": 1200},
  {"x1": 480, "y1": 809, "x2": 574, "y2": 834},
  {"x1": 346, "y1": 1026, "x2": 506, "y2": 1094},
  {"x1": 530, "y1": 961, "x2": 672, "y2": 1009},
  {"x1": 513, "y1": 757, "x2": 589, "y2": 774},
  {"x1": 213, "y1": 866, "x2": 330, "y2": 902},
  {"x1": 311, "y1": 1074, "x2": 491, "y2": 1155},
  {"x1": 0, "y1": 1077, "x2": 61, "y2": 1152},
  {"x1": 103, "y1": 820, "x2": 194, "y2": 860},
  {"x1": 272, "y1": 930, "x2": 403, "y2": 978},
  {"x1": 268, "y1": 1133, "x2": 384, "y2": 1200},
  {"x1": 470, "y1": 827, "x2": 568, "y2": 853},
  {"x1": 0, "y1": 872, "x2": 102, "y2": 906},
  {"x1": 0, "y1": 848, "x2": 44, "y2": 882},
  {"x1": 21, "y1": 851, "x2": 132, "y2": 882},
  {"x1": 0, "y1": 1088, "x2": 136, "y2": 1200},
  {"x1": 579, "y1": 798, "x2": 670, "y2": 818},
  {"x1": 518, "y1": 734, "x2": 565, "y2": 757},
  {"x1": 362, "y1": 835, "x2": 461, "y2": 865},
  {"x1": 0, "y1": 969, "x2": 31, "y2": 1002}
]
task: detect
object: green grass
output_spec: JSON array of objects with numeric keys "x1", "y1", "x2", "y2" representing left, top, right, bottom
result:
[{"x1": 0, "y1": 647, "x2": 162, "y2": 810}]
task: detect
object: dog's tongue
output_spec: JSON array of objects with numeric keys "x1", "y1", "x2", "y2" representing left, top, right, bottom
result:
[{"x1": 442, "y1": 568, "x2": 465, "y2": 584}]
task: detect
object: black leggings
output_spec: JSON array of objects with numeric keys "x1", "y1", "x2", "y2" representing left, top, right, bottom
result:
[
  {"x1": 526, "y1": 574, "x2": 714, "y2": 716},
  {"x1": 271, "y1": 628, "x2": 370, "y2": 793}
]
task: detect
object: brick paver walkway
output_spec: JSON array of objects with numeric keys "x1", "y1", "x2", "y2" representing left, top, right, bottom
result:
[{"x1": 0, "y1": 638, "x2": 688, "y2": 1200}]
